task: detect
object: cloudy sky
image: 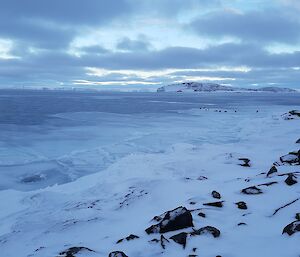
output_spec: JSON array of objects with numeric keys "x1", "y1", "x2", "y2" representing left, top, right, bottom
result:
[{"x1": 1, "y1": 0, "x2": 300, "y2": 89}]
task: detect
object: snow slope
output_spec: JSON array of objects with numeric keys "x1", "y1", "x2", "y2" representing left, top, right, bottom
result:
[{"x1": 0, "y1": 102, "x2": 300, "y2": 257}]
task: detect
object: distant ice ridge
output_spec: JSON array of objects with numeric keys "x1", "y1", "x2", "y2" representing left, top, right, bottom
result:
[{"x1": 157, "y1": 82, "x2": 298, "y2": 93}]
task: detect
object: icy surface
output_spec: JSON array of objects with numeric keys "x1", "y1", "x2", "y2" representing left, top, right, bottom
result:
[{"x1": 0, "y1": 90, "x2": 300, "y2": 257}]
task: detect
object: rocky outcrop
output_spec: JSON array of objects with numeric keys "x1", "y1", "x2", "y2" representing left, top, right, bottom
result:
[
  {"x1": 282, "y1": 221, "x2": 300, "y2": 236},
  {"x1": 203, "y1": 201, "x2": 224, "y2": 208},
  {"x1": 238, "y1": 158, "x2": 251, "y2": 167},
  {"x1": 266, "y1": 166, "x2": 277, "y2": 177},
  {"x1": 145, "y1": 206, "x2": 193, "y2": 234},
  {"x1": 170, "y1": 232, "x2": 188, "y2": 248},
  {"x1": 235, "y1": 201, "x2": 248, "y2": 210},
  {"x1": 59, "y1": 247, "x2": 94, "y2": 257},
  {"x1": 191, "y1": 226, "x2": 221, "y2": 238},
  {"x1": 116, "y1": 234, "x2": 139, "y2": 244},
  {"x1": 278, "y1": 151, "x2": 300, "y2": 165},
  {"x1": 211, "y1": 190, "x2": 221, "y2": 199},
  {"x1": 241, "y1": 186, "x2": 263, "y2": 195},
  {"x1": 284, "y1": 174, "x2": 298, "y2": 186},
  {"x1": 109, "y1": 251, "x2": 128, "y2": 257}
]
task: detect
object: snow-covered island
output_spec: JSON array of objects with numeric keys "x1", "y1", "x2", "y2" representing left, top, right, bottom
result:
[{"x1": 157, "y1": 82, "x2": 298, "y2": 93}]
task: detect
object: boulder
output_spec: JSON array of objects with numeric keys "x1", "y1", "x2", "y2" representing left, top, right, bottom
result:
[
  {"x1": 170, "y1": 232, "x2": 188, "y2": 248},
  {"x1": 285, "y1": 174, "x2": 298, "y2": 186},
  {"x1": 296, "y1": 138, "x2": 300, "y2": 144},
  {"x1": 241, "y1": 186, "x2": 263, "y2": 195},
  {"x1": 198, "y1": 212, "x2": 206, "y2": 218},
  {"x1": 266, "y1": 166, "x2": 277, "y2": 177},
  {"x1": 282, "y1": 220, "x2": 300, "y2": 236},
  {"x1": 59, "y1": 247, "x2": 94, "y2": 257},
  {"x1": 279, "y1": 151, "x2": 300, "y2": 165},
  {"x1": 295, "y1": 213, "x2": 300, "y2": 220},
  {"x1": 203, "y1": 201, "x2": 223, "y2": 208},
  {"x1": 191, "y1": 226, "x2": 221, "y2": 238},
  {"x1": 282, "y1": 110, "x2": 300, "y2": 120},
  {"x1": 145, "y1": 206, "x2": 193, "y2": 234},
  {"x1": 238, "y1": 158, "x2": 251, "y2": 167},
  {"x1": 116, "y1": 234, "x2": 139, "y2": 244},
  {"x1": 211, "y1": 191, "x2": 221, "y2": 199},
  {"x1": 235, "y1": 201, "x2": 248, "y2": 210}
]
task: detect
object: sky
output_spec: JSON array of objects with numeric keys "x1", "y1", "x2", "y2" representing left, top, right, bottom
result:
[{"x1": 0, "y1": 0, "x2": 300, "y2": 90}]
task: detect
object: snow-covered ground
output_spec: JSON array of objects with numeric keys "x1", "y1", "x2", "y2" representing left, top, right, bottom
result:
[{"x1": 0, "y1": 90, "x2": 299, "y2": 257}]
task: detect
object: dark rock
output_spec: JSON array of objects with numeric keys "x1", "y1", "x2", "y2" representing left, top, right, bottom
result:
[
  {"x1": 145, "y1": 206, "x2": 193, "y2": 234},
  {"x1": 241, "y1": 186, "x2": 263, "y2": 195},
  {"x1": 282, "y1": 220, "x2": 300, "y2": 236},
  {"x1": 191, "y1": 226, "x2": 221, "y2": 238},
  {"x1": 160, "y1": 235, "x2": 169, "y2": 249},
  {"x1": 279, "y1": 151, "x2": 300, "y2": 165},
  {"x1": 235, "y1": 201, "x2": 248, "y2": 210},
  {"x1": 109, "y1": 251, "x2": 128, "y2": 257},
  {"x1": 266, "y1": 166, "x2": 277, "y2": 177},
  {"x1": 238, "y1": 158, "x2": 251, "y2": 167},
  {"x1": 116, "y1": 234, "x2": 139, "y2": 244},
  {"x1": 59, "y1": 247, "x2": 94, "y2": 257},
  {"x1": 211, "y1": 190, "x2": 221, "y2": 199},
  {"x1": 170, "y1": 232, "x2": 188, "y2": 248},
  {"x1": 197, "y1": 176, "x2": 208, "y2": 180},
  {"x1": 289, "y1": 110, "x2": 300, "y2": 117},
  {"x1": 296, "y1": 138, "x2": 300, "y2": 144},
  {"x1": 189, "y1": 201, "x2": 196, "y2": 205},
  {"x1": 295, "y1": 213, "x2": 300, "y2": 220},
  {"x1": 285, "y1": 174, "x2": 298, "y2": 186},
  {"x1": 149, "y1": 238, "x2": 159, "y2": 243},
  {"x1": 238, "y1": 222, "x2": 247, "y2": 226},
  {"x1": 198, "y1": 212, "x2": 206, "y2": 218},
  {"x1": 152, "y1": 215, "x2": 162, "y2": 222},
  {"x1": 257, "y1": 181, "x2": 278, "y2": 187},
  {"x1": 203, "y1": 201, "x2": 223, "y2": 208}
]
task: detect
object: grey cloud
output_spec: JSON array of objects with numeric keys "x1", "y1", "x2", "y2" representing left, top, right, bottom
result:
[
  {"x1": 190, "y1": 10, "x2": 300, "y2": 43},
  {"x1": 117, "y1": 37, "x2": 151, "y2": 51},
  {"x1": 0, "y1": 0, "x2": 131, "y2": 50}
]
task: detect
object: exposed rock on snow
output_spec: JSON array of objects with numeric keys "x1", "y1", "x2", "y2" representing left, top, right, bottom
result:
[
  {"x1": 282, "y1": 221, "x2": 300, "y2": 236},
  {"x1": 197, "y1": 212, "x2": 206, "y2": 218},
  {"x1": 296, "y1": 138, "x2": 300, "y2": 143},
  {"x1": 145, "y1": 206, "x2": 193, "y2": 234},
  {"x1": 191, "y1": 226, "x2": 221, "y2": 238},
  {"x1": 235, "y1": 201, "x2": 248, "y2": 210},
  {"x1": 284, "y1": 174, "x2": 298, "y2": 186},
  {"x1": 278, "y1": 151, "x2": 300, "y2": 165},
  {"x1": 241, "y1": 186, "x2": 263, "y2": 195},
  {"x1": 282, "y1": 110, "x2": 300, "y2": 120},
  {"x1": 203, "y1": 201, "x2": 224, "y2": 208},
  {"x1": 59, "y1": 247, "x2": 95, "y2": 257},
  {"x1": 108, "y1": 251, "x2": 128, "y2": 257},
  {"x1": 169, "y1": 232, "x2": 188, "y2": 248},
  {"x1": 211, "y1": 190, "x2": 221, "y2": 199},
  {"x1": 116, "y1": 234, "x2": 139, "y2": 244},
  {"x1": 266, "y1": 166, "x2": 277, "y2": 177},
  {"x1": 238, "y1": 158, "x2": 251, "y2": 167}
]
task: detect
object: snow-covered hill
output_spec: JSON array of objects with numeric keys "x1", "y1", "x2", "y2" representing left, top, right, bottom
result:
[{"x1": 157, "y1": 82, "x2": 298, "y2": 93}]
